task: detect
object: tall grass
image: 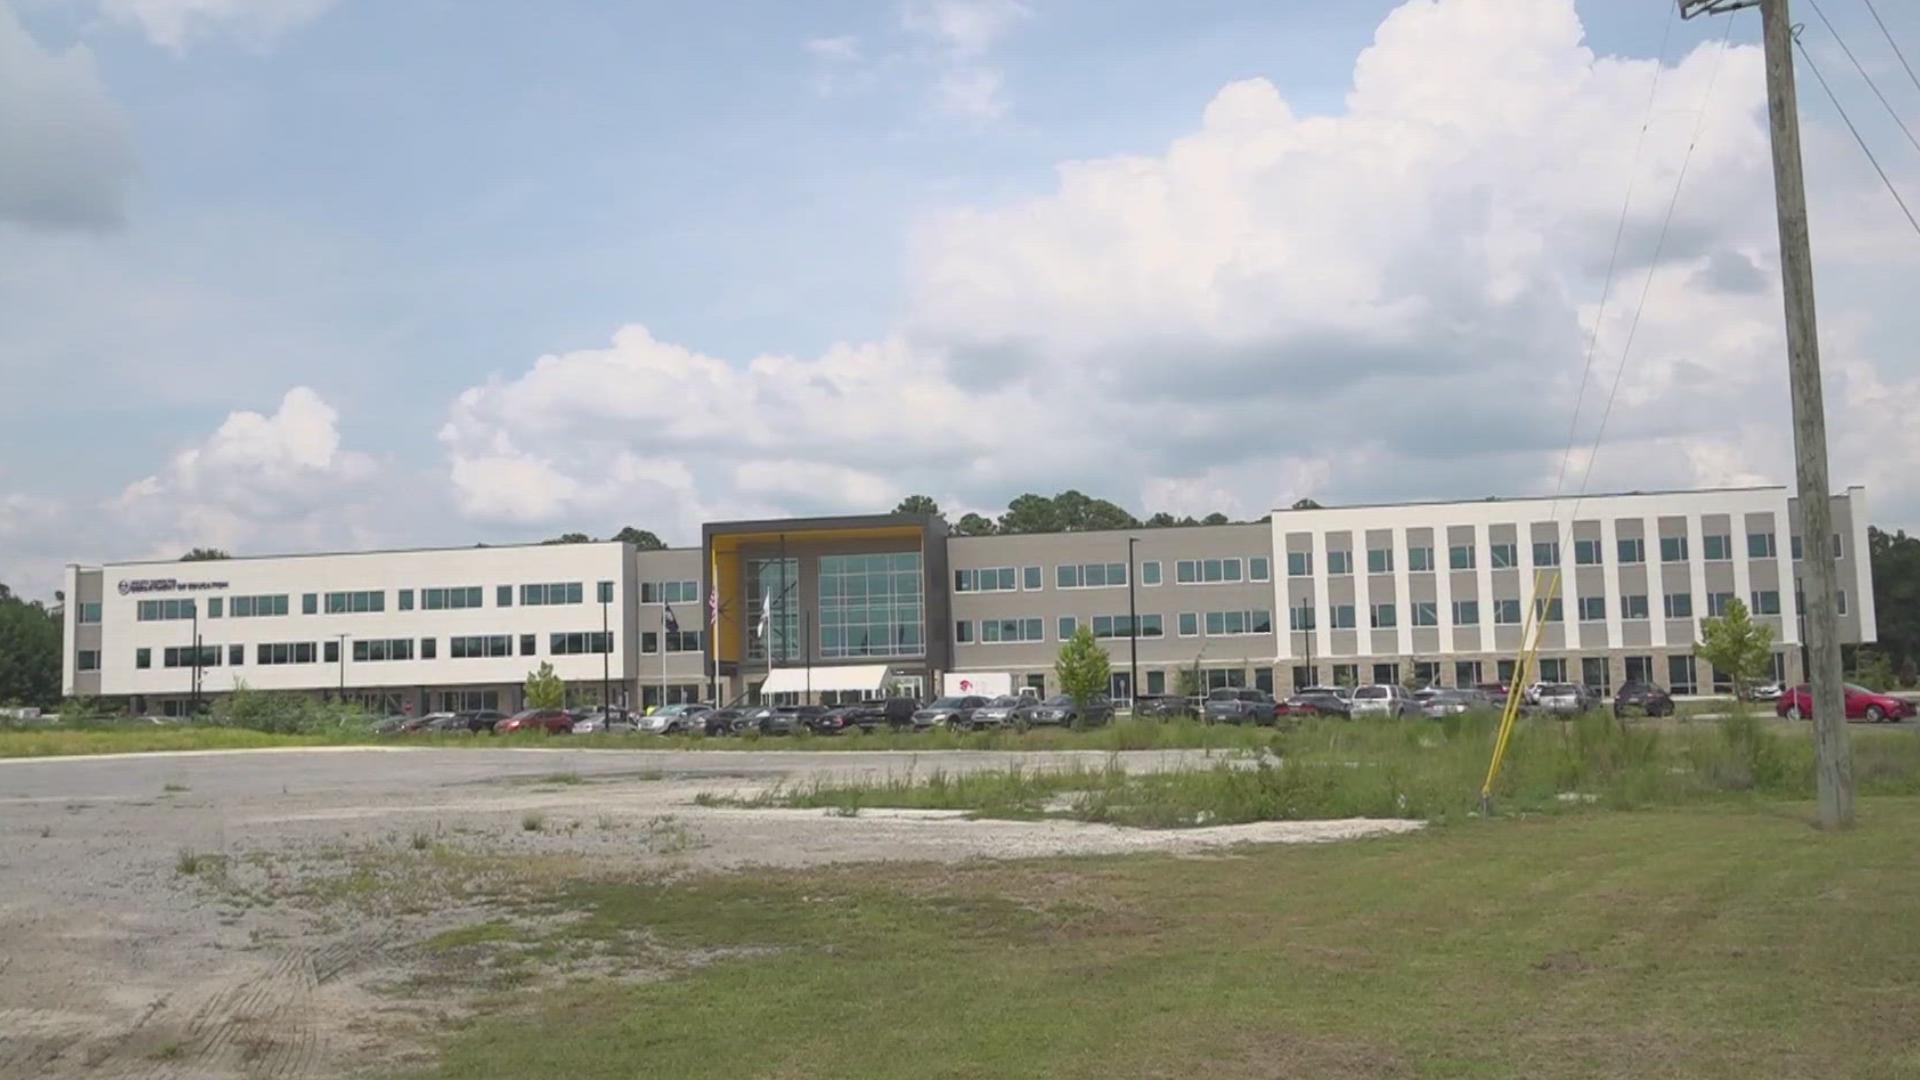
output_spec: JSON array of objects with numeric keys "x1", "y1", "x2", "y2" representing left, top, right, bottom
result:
[{"x1": 716, "y1": 713, "x2": 1920, "y2": 828}]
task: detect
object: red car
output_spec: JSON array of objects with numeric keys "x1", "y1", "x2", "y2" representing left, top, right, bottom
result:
[
  {"x1": 494, "y1": 708, "x2": 575, "y2": 735},
  {"x1": 1775, "y1": 684, "x2": 1916, "y2": 723}
]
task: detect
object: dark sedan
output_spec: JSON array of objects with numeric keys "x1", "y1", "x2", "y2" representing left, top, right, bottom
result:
[
  {"x1": 1019, "y1": 694, "x2": 1113, "y2": 729},
  {"x1": 1612, "y1": 681, "x2": 1674, "y2": 718},
  {"x1": 963, "y1": 695, "x2": 1035, "y2": 731},
  {"x1": 1284, "y1": 689, "x2": 1351, "y2": 718},
  {"x1": 810, "y1": 703, "x2": 884, "y2": 735},
  {"x1": 1202, "y1": 688, "x2": 1279, "y2": 725},
  {"x1": 736, "y1": 705, "x2": 826, "y2": 736},
  {"x1": 455, "y1": 709, "x2": 509, "y2": 734},
  {"x1": 1133, "y1": 694, "x2": 1195, "y2": 720}
]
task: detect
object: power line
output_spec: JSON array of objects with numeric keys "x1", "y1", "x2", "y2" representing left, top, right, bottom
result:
[
  {"x1": 1859, "y1": 0, "x2": 1920, "y2": 99},
  {"x1": 1569, "y1": 15, "x2": 1739, "y2": 513},
  {"x1": 1793, "y1": 27, "x2": 1920, "y2": 237},
  {"x1": 1806, "y1": 0, "x2": 1920, "y2": 155},
  {"x1": 1548, "y1": 0, "x2": 1677, "y2": 506}
]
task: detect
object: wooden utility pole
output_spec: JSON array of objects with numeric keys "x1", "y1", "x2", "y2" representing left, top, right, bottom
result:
[{"x1": 1682, "y1": 0, "x2": 1853, "y2": 827}]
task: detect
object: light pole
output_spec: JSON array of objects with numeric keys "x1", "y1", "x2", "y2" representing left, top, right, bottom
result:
[
  {"x1": 600, "y1": 592, "x2": 611, "y2": 715},
  {"x1": 189, "y1": 601, "x2": 200, "y2": 716},
  {"x1": 1296, "y1": 596, "x2": 1315, "y2": 690},
  {"x1": 1126, "y1": 537, "x2": 1140, "y2": 707},
  {"x1": 336, "y1": 633, "x2": 349, "y2": 701}
]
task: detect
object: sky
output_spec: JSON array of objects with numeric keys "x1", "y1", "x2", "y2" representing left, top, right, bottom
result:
[{"x1": 4, "y1": 0, "x2": 1920, "y2": 602}]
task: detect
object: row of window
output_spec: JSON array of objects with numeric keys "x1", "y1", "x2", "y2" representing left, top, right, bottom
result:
[
  {"x1": 131, "y1": 581, "x2": 621, "y2": 623},
  {"x1": 1281, "y1": 588, "x2": 1831, "y2": 629},
  {"x1": 953, "y1": 556, "x2": 1272, "y2": 595},
  {"x1": 1284, "y1": 532, "x2": 1843, "y2": 577},
  {"x1": 135, "y1": 642, "x2": 320, "y2": 668},
  {"x1": 1174, "y1": 557, "x2": 1270, "y2": 584},
  {"x1": 641, "y1": 580, "x2": 698, "y2": 605},
  {"x1": 641, "y1": 630, "x2": 705, "y2": 654}
]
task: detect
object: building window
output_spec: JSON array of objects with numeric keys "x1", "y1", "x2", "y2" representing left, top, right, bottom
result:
[
  {"x1": 1242, "y1": 556, "x2": 1267, "y2": 582},
  {"x1": 324, "y1": 590, "x2": 386, "y2": 614},
  {"x1": 1330, "y1": 604, "x2": 1357, "y2": 630},
  {"x1": 1703, "y1": 534, "x2": 1731, "y2": 560},
  {"x1": 78, "y1": 602, "x2": 102, "y2": 624},
  {"x1": 421, "y1": 586, "x2": 482, "y2": 610},
  {"x1": 136, "y1": 599, "x2": 197, "y2": 621},
  {"x1": 1369, "y1": 602, "x2": 1396, "y2": 629},
  {"x1": 1287, "y1": 551, "x2": 1312, "y2": 577},
  {"x1": 1060, "y1": 616, "x2": 1080, "y2": 639},
  {"x1": 955, "y1": 621, "x2": 974, "y2": 645},
  {"x1": 231, "y1": 594, "x2": 291, "y2": 618},
  {"x1": 1669, "y1": 655, "x2": 1698, "y2": 695},
  {"x1": 956, "y1": 567, "x2": 1018, "y2": 593},
  {"x1": 1024, "y1": 565, "x2": 1043, "y2": 590},
  {"x1": 1618, "y1": 537, "x2": 1645, "y2": 564},
  {"x1": 1146, "y1": 670, "x2": 1166, "y2": 694},
  {"x1": 521, "y1": 582, "x2": 584, "y2": 606},
  {"x1": 77, "y1": 649, "x2": 99, "y2": 671},
  {"x1": 163, "y1": 646, "x2": 220, "y2": 669},
  {"x1": 228, "y1": 644, "x2": 243, "y2": 666},
  {"x1": 1621, "y1": 594, "x2": 1649, "y2": 620},
  {"x1": 1289, "y1": 605, "x2": 1316, "y2": 631},
  {"x1": 136, "y1": 648, "x2": 151, "y2": 669},
  {"x1": 1454, "y1": 660, "x2": 1482, "y2": 687},
  {"x1": 1579, "y1": 595, "x2": 1605, "y2": 621},
  {"x1": 1176, "y1": 558, "x2": 1246, "y2": 584},
  {"x1": 1367, "y1": 547, "x2": 1393, "y2": 574},
  {"x1": 256, "y1": 642, "x2": 317, "y2": 665},
  {"x1": 746, "y1": 558, "x2": 801, "y2": 662},
  {"x1": 1660, "y1": 536, "x2": 1689, "y2": 563},
  {"x1": 421, "y1": 638, "x2": 436, "y2": 660},
  {"x1": 208, "y1": 597, "x2": 223, "y2": 618},
  {"x1": 1663, "y1": 593, "x2": 1693, "y2": 619},
  {"x1": 1141, "y1": 561, "x2": 1162, "y2": 586},
  {"x1": 641, "y1": 631, "x2": 659, "y2": 654},
  {"x1": 1838, "y1": 590, "x2": 1849, "y2": 616},
  {"x1": 1574, "y1": 538, "x2": 1602, "y2": 566},
  {"x1": 1791, "y1": 535, "x2": 1803, "y2": 560},
  {"x1": 1176, "y1": 612, "x2": 1197, "y2": 637},
  {"x1": 1411, "y1": 601, "x2": 1438, "y2": 627},
  {"x1": 598, "y1": 581, "x2": 614, "y2": 604},
  {"x1": 325, "y1": 640, "x2": 339, "y2": 663},
  {"x1": 399, "y1": 589, "x2": 414, "y2": 611},
  {"x1": 448, "y1": 635, "x2": 512, "y2": 659},
  {"x1": 1532, "y1": 541, "x2": 1560, "y2": 568},
  {"x1": 1452, "y1": 600, "x2": 1480, "y2": 626},
  {"x1": 1254, "y1": 667, "x2": 1274, "y2": 694},
  {"x1": 1332, "y1": 664, "x2": 1358, "y2": 688},
  {"x1": 1408, "y1": 547, "x2": 1434, "y2": 572},
  {"x1": 497, "y1": 585, "x2": 513, "y2": 607},
  {"x1": 1750, "y1": 590, "x2": 1781, "y2": 616},
  {"x1": 1206, "y1": 669, "x2": 1248, "y2": 691},
  {"x1": 1493, "y1": 598, "x2": 1522, "y2": 625},
  {"x1": 1490, "y1": 543, "x2": 1517, "y2": 569},
  {"x1": 1372, "y1": 663, "x2": 1399, "y2": 686},
  {"x1": 550, "y1": 632, "x2": 614, "y2": 655},
  {"x1": 820, "y1": 553, "x2": 923, "y2": 659},
  {"x1": 353, "y1": 638, "x2": 415, "y2": 662},
  {"x1": 519, "y1": 633, "x2": 536, "y2": 656},
  {"x1": 1057, "y1": 562, "x2": 1127, "y2": 589},
  {"x1": 1707, "y1": 592, "x2": 1734, "y2": 616},
  {"x1": 1833, "y1": 533, "x2": 1844, "y2": 560},
  {"x1": 1533, "y1": 598, "x2": 1562, "y2": 622},
  {"x1": 982, "y1": 618, "x2": 1047, "y2": 643},
  {"x1": 1537, "y1": 658, "x2": 1566, "y2": 682},
  {"x1": 1746, "y1": 532, "x2": 1775, "y2": 558},
  {"x1": 1449, "y1": 544, "x2": 1476, "y2": 570},
  {"x1": 1326, "y1": 550, "x2": 1353, "y2": 575}
]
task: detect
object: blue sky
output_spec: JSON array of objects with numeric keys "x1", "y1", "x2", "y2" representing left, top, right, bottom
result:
[{"x1": 3, "y1": 0, "x2": 1918, "y2": 600}]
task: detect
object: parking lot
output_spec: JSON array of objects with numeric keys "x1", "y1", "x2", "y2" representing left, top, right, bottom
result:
[{"x1": 0, "y1": 746, "x2": 1417, "y2": 1079}]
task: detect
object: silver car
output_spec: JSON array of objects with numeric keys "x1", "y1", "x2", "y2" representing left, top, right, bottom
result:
[
  {"x1": 1348, "y1": 684, "x2": 1414, "y2": 719},
  {"x1": 1418, "y1": 688, "x2": 1486, "y2": 718},
  {"x1": 965, "y1": 695, "x2": 1032, "y2": 731},
  {"x1": 1534, "y1": 683, "x2": 1597, "y2": 716}
]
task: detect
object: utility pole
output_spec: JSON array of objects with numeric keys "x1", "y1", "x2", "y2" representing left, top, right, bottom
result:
[{"x1": 1681, "y1": 0, "x2": 1852, "y2": 827}]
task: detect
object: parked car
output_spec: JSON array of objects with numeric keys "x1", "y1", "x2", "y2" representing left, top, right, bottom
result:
[
  {"x1": 1612, "y1": 681, "x2": 1674, "y2": 718},
  {"x1": 1285, "y1": 689, "x2": 1352, "y2": 718},
  {"x1": 495, "y1": 708, "x2": 575, "y2": 735},
  {"x1": 809, "y1": 703, "x2": 885, "y2": 735},
  {"x1": 912, "y1": 695, "x2": 989, "y2": 730},
  {"x1": 1533, "y1": 683, "x2": 1597, "y2": 717},
  {"x1": 703, "y1": 707, "x2": 748, "y2": 736},
  {"x1": 736, "y1": 705, "x2": 826, "y2": 736},
  {"x1": 1133, "y1": 694, "x2": 1195, "y2": 720},
  {"x1": 571, "y1": 707, "x2": 640, "y2": 735},
  {"x1": 1776, "y1": 683, "x2": 1917, "y2": 723},
  {"x1": 370, "y1": 714, "x2": 416, "y2": 735},
  {"x1": 1202, "y1": 688, "x2": 1279, "y2": 725},
  {"x1": 1474, "y1": 682, "x2": 1512, "y2": 706},
  {"x1": 1349, "y1": 684, "x2": 1415, "y2": 719},
  {"x1": 965, "y1": 695, "x2": 1035, "y2": 731},
  {"x1": 1021, "y1": 694, "x2": 1114, "y2": 729},
  {"x1": 635, "y1": 703, "x2": 714, "y2": 735},
  {"x1": 1418, "y1": 688, "x2": 1487, "y2": 719},
  {"x1": 409, "y1": 711, "x2": 475, "y2": 734},
  {"x1": 878, "y1": 697, "x2": 921, "y2": 731},
  {"x1": 455, "y1": 709, "x2": 509, "y2": 734},
  {"x1": 1746, "y1": 682, "x2": 1785, "y2": 702}
]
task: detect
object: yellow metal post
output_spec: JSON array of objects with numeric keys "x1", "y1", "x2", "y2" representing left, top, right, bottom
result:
[{"x1": 1479, "y1": 568, "x2": 1563, "y2": 813}]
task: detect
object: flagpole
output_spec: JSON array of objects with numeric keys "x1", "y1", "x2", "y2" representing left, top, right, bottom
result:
[
  {"x1": 661, "y1": 605, "x2": 669, "y2": 707},
  {"x1": 708, "y1": 549, "x2": 720, "y2": 707}
]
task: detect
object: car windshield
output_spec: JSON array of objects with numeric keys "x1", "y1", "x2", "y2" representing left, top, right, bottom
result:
[
  {"x1": 1208, "y1": 689, "x2": 1235, "y2": 700},
  {"x1": 985, "y1": 696, "x2": 1020, "y2": 707},
  {"x1": 1353, "y1": 686, "x2": 1388, "y2": 700},
  {"x1": 1542, "y1": 684, "x2": 1580, "y2": 695},
  {"x1": 1043, "y1": 695, "x2": 1074, "y2": 706},
  {"x1": 1844, "y1": 684, "x2": 1873, "y2": 695},
  {"x1": 929, "y1": 696, "x2": 968, "y2": 708}
]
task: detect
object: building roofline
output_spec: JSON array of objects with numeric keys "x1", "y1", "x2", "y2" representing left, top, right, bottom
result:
[
  {"x1": 945, "y1": 520, "x2": 1270, "y2": 542},
  {"x1": 75, "y1": 538, "x2": 641, "y2": 571},
  {"x1": 1271, "y1": 485, "x2": 1801, "y2": 516}
]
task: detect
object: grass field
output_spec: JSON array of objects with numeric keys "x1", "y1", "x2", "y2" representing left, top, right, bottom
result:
[{"x1": 397, "y1": 798, "x2": 1920, "y2": 1079}]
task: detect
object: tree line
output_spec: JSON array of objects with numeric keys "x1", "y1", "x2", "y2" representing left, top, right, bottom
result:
[{"x1": 891, "y1": 491, "x2": 1319, "y2": 536}]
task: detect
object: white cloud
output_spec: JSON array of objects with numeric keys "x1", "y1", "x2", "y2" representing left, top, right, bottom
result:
[
  {"x1": 0, "y1": 2, "x2": 134, "y2": 229},
  {"x1": 112, "y1": 387, "x2": 380, "y2": 558},
  {"x1": 804, "y1": 34, "x2": 860, "y2": 63},
  {"x1": 900, "y1": 0, "x2": 1029, "y2": 121},
  {"x1": 98, "y1": 0, "x2": 336, "y2": 50},
  {"x1": 445, "y1": 0, "x2": 1920, "y2": 536}
]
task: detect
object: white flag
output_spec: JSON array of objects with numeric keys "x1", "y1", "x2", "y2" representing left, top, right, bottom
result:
[{"x1": 756, "y1": 593, "x2": 771, "y2": 640}]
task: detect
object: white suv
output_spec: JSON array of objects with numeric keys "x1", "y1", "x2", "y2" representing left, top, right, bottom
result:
[{"x1": 1348, "y1": 683, "x2": 1414, "y2": 719}]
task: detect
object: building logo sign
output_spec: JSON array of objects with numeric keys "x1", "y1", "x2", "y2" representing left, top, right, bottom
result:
[{"x1": 118, "y1": 578, "x2": 229, "y2": 596}]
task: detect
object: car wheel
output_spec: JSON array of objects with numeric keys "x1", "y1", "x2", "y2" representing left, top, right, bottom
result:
[
  {"x1": 1866, "y1": 705, "x2": 1886, "y2": 723},
  {"x1": 1786, "y1": 704, "x2": 1803, "y2": 721}
]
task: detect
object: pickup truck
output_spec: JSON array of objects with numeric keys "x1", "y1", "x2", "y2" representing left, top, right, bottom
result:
[{"x1": 1202, "y1": 688, "x2": 1280, "y2": 725}]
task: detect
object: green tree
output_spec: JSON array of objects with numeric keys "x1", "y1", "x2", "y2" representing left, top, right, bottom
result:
[
  {"x1": 953, "y1": 512, "x2": 997, "y2": 537},
  {"x1": 612, "y1": 526, "x2": 666, "y2": 550},
  {"x1": 181, "y1": 547, "x2": 231, "y2": 561},
  {"x1": 1290, "y1": 498, "x2": 1323, "y2": 511},
  {"x1": 1054, "y1": 626, "x2": 1111, "y2": 724},
  {"x1": 543, "y1": 533, "x2": 594, "y2": 545},
  {"x1": 524, "y1": 662, "x2": 565, "y2": 709},
  {"x1": 1201, "y1": 511, "x2": 1231, "y2": 525},
  {"x1": 997, "y1": 493, "x2": 1062, "y2": 534},
  {"x1": 1695, "y1": 598, "x2": 1775, "y2": 706},
  {"x1": 893, "y1": 494, "x2": 942, "y2": 517},
  {"x1": 1869, "y1": 526, "x2": 1919, "y2": 677},
  {"x1": 0, "y1": 585, "x2": 61, "y2": 707}
]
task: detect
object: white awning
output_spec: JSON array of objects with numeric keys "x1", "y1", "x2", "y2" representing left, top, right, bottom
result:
[{"x1": 756, "y1": 664, "x2": 894, "y2": 696}]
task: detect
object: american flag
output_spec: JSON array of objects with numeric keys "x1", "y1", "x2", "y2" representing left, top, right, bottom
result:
[
  {"x1": 708, "y1": 583, "x2": 719, "y2": 625},
  {"x1": 664, "y1": 604, "x2": 679, "y2": 634}
]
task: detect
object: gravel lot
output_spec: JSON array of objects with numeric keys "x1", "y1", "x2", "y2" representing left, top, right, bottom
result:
[{"x1": 0, "y1": 746, "x2": 1419, "y2": 1079}]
